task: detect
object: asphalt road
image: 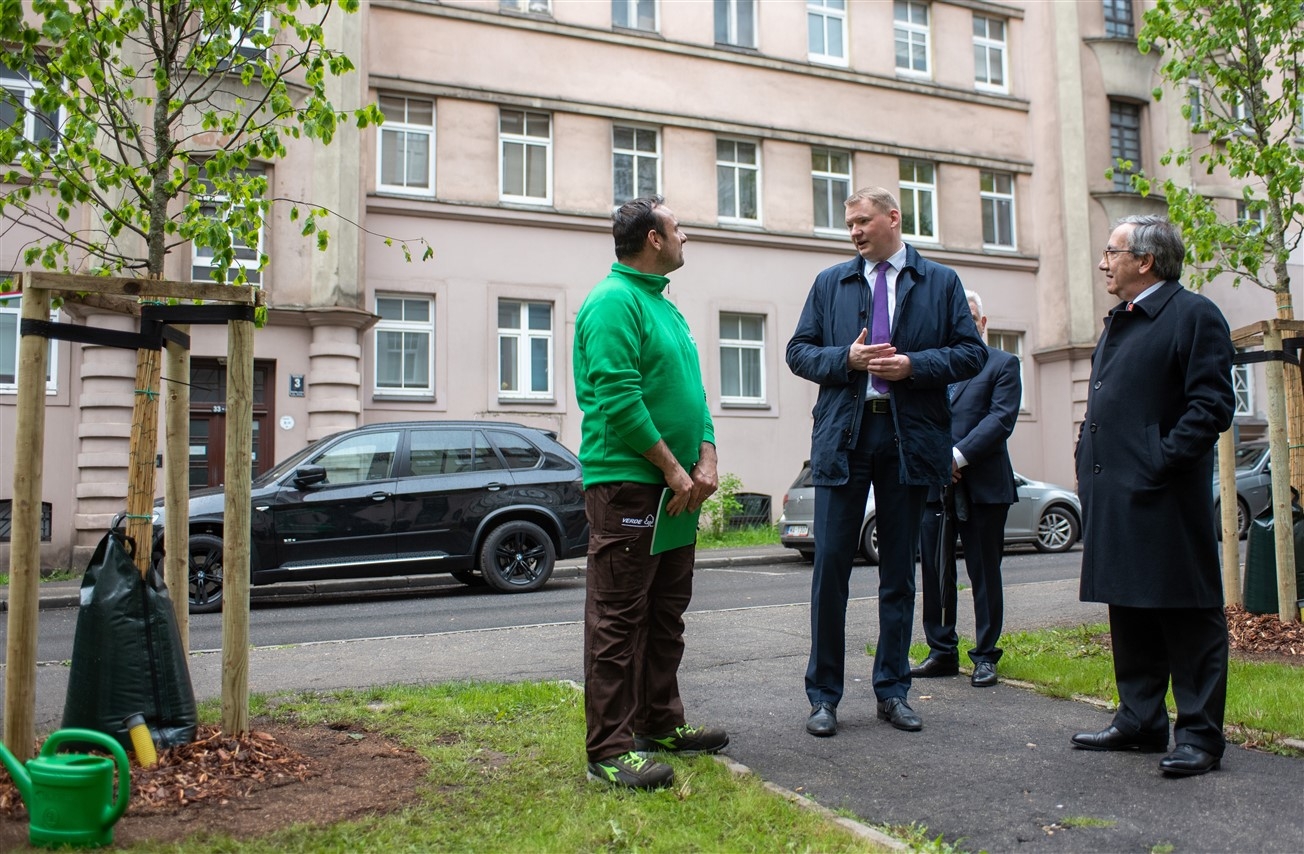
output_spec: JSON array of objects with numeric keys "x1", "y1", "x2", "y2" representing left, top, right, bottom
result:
[{"x1": 6, "y1": 545, "x2": 1081, "y2": 664}]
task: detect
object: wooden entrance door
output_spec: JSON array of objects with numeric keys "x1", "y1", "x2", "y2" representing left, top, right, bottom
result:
[{"x1": 188, "y1": 359, "x2": 275, "y2": 488}]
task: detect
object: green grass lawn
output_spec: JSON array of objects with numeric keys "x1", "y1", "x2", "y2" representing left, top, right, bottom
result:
[{"x1": 127, "y1": 682, "x2": 890, "y2": 853}]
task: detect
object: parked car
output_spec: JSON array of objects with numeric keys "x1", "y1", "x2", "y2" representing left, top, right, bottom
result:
[
  {"x1": 116, "y1": 421, "x2": 589, "y2": 612},
  {"x1": 1214, "y1": 440, "x2": 1272, "y2": 539},
  {"x1": 777, "y1": 462, "x2": 1082, "y2": 564}
]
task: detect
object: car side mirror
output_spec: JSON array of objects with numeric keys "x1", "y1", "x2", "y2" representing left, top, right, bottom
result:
[{"x1": 293, "y1": 465, "x2": 328, "y2": 488}]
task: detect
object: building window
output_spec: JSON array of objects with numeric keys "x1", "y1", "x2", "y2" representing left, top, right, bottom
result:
[
  {"x1": 191, "y1": 166, "x2": 265, "y2": 286},
  {"x1": 1232, "y1": 357, "x2": 1253, "y2": 417},
  {"x1": 988, "y1": 329, "x2": 1025, "y2": 409},
  {"x1": 717, "y1": 138, "x2": 760, "y2": 223},
  {"x1": 377, "y1": 95, "x2": 434, "y2": 196},
  {"x1": 501, "y1": 0, "x2": 552, "y2": 14},
  {"x1": 720, "y1": 312, "x2": 765, "y2": 404},
  {"x1": 898, "y1": 159, "x2": 936, "y2": 241},
  {"x1": 1187, "y1": 77, "x2": 1204, "y2": 130},
  {"x1": 498, "y1": 299, "x2": 553, "y2": 400},
  {"x1": 229, "y1": 3, "x2": 271, "y2": 62},
  {"x1": 808, "y1": 0, "x2": 847, "y2": 66},
  {"x1": 0, "y1": 62, "x2": 60, "y2": 150},
  {"x1": 613, "y1": 126, "x2": 660, "y2": 206},
  {"x1": 980, "y1": 171, "x2": 1016, "y2": 249},
  {"x1": 1102, "y1": 0, "x2": 1134, "y2": 39},
  {"x1": 715, "y1": 0, "x2": 757, "y2": 49},
  {"x1": 811, "y1": 147, "x2": 851, "y2": 233},
  {"x1": 1237, "y1": 200, "x2": 1266, "y2": 234},
  {"x1": 374, "y1": 295, "x2": 434, "y2": 396},
  {"x1": 894, "y1": 1, "x2": 930, "y2": 78},
  {"x1": 613, "y1": 0, "x2": 656, "y2": 31},
  {"x1": 0, "y1": 296, "x2": 57, "y2": 393},
  {"x1": 972, "y1": 15, "x2": 1007, "y2": 93},
  {"x1": 1109, "y1": 100, "x2": 1141, "y2": 192},
  {"x1": 500, "y1": 109, "x2": 551, "y2": 204}
]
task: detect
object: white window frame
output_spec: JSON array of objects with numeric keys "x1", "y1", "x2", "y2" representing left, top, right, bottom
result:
[
  {"x1": 501, "y1": 0, "x2": 552, "y2": 14},
  {"x1": 717, "y1": 138, "x2": 760, "y2": 224},
  {"x1": 612, "y1": 125, "x2": 661, "y2": 207},
  {"x1": 1187, "y1": 76, "x2": 1205, "y2": 131},
  {"x1": 1237, "y1": 200, "x2": 1266, "y2": 234},
  {"x1": 613, "y1": 0, "x2": 657, "y2": 32},
  {"x1": 715, "y1": 0, "x2": 757, "y2": 49},
  {"x1": 808, "y1": 0, "x2": 847, "y2": 67},
  {"x1": 894, "y1": 1, "x2": 931, "y2": 79},
  {"x1": 0, "y1": 295, "x2": 57, "y2": 394},
  {"x1": 980, "y1": 170, "x2": 1016, "y2": 249},
  {"x1": 374, "y1": 294, "x2": 435, "y2": 397},
  {"x1": 811, "y1": 147, "x2": 852, "y2": 234},
  {"x1": 1232, "y1": 357, "x2": 1253, "y2": 417},
  {"x1": 499, "y1": 108, "x2": 552, "y2": 205},
  {"x1": 972, "y1": 15, "x2": 1008, "y2": 94},
  {"x1": 987, "y1": 329, "x2": 1025, "y2": 410},
  {"x1": 0, "y1": 62, "x2": 60, "y2": 150},
  {"x1": 719, "y1": 311, "x2": 766, "y2": 405},
  {"x1": 497, "y1": 299, "x2": 554, "y2": 401},
  {"x1": 191, "y1": 167, "x2": 265, "y2": 286},
  {"x1": 898, "y1": 159, "x2": 937, "y2": 241},
  {"x1": 377, "y1": 94, "x2": 435, "y2": 197}
]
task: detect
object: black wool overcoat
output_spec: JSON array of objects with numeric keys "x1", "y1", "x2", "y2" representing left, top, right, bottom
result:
[{"x1": 1076, "y1": 281, "x2": 1235, "y2": 609}]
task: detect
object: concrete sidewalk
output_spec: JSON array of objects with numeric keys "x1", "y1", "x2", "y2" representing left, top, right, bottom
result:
[{"x1": 6, "y1": 547, "x2": 1304, "y2": 852}]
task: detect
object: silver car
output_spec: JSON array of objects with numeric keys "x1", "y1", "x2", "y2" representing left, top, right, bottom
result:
[
  {"x1": 777, "y1": 463, "x2": 1082, "y2": 564},
  {"x1": 1214, "y1": 440, "x2": 1271, "y2": 539}
]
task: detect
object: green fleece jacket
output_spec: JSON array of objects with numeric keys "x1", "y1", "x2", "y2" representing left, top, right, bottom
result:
[{"x1": 573, "y1": 262, "x2": 714, "y2": 488}]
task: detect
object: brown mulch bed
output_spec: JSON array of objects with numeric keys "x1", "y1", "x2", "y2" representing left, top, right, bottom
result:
[
  {"x1": 1226, "y1": 604, "x2": 1304, "y2": 659},
  {"x1": 0, "y1": 719, "x2": 427, "y2": 850}
]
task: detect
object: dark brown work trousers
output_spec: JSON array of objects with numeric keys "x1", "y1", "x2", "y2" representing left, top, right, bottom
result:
[{"x1": 583, "y1": 482, "x2": 694, "y2": 763}]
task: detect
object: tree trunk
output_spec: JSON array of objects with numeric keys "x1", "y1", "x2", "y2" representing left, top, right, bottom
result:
[{"x1": 1274, "y1": 290, "x2": 1304, "y2": 506}]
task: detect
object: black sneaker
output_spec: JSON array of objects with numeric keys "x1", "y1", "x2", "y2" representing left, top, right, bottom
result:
[
  {"x1": 586, "y1": 751, "x2": 675, "y2": 790},
  {"x1": 633, "y1": 724, "x2": 730, "y2": 756}
]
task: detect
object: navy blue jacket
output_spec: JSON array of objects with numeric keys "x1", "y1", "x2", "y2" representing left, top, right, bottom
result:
[
  {"x1": 787, "y1": 245, "x2": 988, "y2": 488},
  {"x1": 927, "y1": 346, "x2": 1021, "y2": 505}
]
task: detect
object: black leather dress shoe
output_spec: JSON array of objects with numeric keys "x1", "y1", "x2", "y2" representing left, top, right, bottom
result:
[
  {"x1": 806, "y1": 702, "x2": 837, "y2": 737},
  {"x1": 909, "y1": 654, "x2": 959, "y2": 678},
  {"x1": 1070, "y1": 725, "x2": 1168, "y2": 753},
  {"x1": 1160, "y1": 744, "x2": 1221, "y2": 776},
  {"x1": 970, "y1": 661, "x2": 997, "y2": 687},
  {"x1": 876, "y1": 697, "x2": 923, "y2": 731}
]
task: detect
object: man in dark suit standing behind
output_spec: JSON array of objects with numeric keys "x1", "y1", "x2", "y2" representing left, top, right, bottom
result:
[
  {"x1": 914, "y1": 289, "x2": 1021, "y2": 688},
  {"x1": 1071, "y1": 215, "x2": 1234, "y2": 777}
]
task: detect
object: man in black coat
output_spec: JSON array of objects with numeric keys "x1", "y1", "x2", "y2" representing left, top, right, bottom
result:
[
  {"x1": 914, "y1": 289, "x2": 1021, "y2": 688},
  {"x1": 1072, "y1": 215, "x2": 1235, "y2": 777}
]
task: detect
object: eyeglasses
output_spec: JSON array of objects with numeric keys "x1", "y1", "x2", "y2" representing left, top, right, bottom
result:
[{"x1": 1101, "y1": 247, "x2": 1135, "y2": 259}]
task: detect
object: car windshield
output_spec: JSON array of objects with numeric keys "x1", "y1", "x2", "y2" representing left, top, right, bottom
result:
[{"x1": 1233, "y1": 444, "x2": 1267, "y2": 472}]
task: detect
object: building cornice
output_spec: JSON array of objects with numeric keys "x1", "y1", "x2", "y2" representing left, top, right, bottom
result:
[
  {"x1": 1031, "y1": 343, "x2": 1098, "y2": 365},
  {"x1": 369, "y1": 1, "x2": 1033, "y2": 116}
]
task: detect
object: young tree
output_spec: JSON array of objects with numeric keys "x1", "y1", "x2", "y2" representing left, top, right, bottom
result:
[
  {"x1": 0, "y1": 0, "x2": 423, "y2": 285},
  {"x1": 0, "y1": 0, "x2": 425, "y2": 746},
  {"x1": 1131, "y1": 0, "x2": 1304, "y2": 491}
]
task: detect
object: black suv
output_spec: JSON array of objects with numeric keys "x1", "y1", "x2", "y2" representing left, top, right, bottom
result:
[{"x1": 123, "y1": 421, "x2": 588, "y2": 612}]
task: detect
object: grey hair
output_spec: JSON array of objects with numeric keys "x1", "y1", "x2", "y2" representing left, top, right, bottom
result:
[
  {"x1": 1116, "y1": 215, "x2": 1184, "y2": 281},
  {"x1": 965, "y1": 289, "x2": 984, "y2": 317},
  {"x1": 844, "y1": 187, "x2": 901, "y2": 214}
]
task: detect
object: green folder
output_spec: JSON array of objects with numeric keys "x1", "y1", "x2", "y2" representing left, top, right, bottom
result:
[{"x1": 650, "y1": 488, "x2": 700, "y2": 555}]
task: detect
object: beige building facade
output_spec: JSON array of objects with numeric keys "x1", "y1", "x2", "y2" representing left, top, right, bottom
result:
[{"x1": 1, "y1": 0, "x2": 1296, "y2": 570}]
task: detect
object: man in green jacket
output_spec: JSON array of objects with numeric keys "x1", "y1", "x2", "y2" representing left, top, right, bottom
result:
[{"x1": 574, "y1": 196, "x2": 728, "y2": 790}]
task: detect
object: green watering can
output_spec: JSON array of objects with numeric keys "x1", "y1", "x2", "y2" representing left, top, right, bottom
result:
[{"x1": 0, "y1": 728, "x2": 130, "y2": 848}]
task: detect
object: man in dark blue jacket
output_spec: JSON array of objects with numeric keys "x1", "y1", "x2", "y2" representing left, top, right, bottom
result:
[
  {"x1": 915, "y1": 289, "x2": 1021, "y2": 688},
  {"x1": 787, "y1": 187, "x2": 987, "y2": 736}
]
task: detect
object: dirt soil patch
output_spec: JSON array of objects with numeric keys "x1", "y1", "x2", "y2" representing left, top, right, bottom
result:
[{"x1": 0, "y1": 718, "x2": 426, "y2": 850}]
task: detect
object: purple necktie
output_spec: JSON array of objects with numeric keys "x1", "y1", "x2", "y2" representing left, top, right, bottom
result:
[{"x1": 870, "y1": 261, "x2": 890, "y2": 393}]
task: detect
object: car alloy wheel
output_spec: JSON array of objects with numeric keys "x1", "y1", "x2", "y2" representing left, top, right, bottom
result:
[
  {"x1": 478, "y1": 520, "x2": 556, "y2": 593},
  {"x1": 188, "y1": 533, "x2": 225, "y2": 613},
  {"x1": 1034, "y1": 506, "x2": 1079, "y2": 553}
]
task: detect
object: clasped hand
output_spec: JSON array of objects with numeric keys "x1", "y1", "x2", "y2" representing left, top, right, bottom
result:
[{"x1": 848, "y1": 328, "x2": 911, "y2": 382}]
